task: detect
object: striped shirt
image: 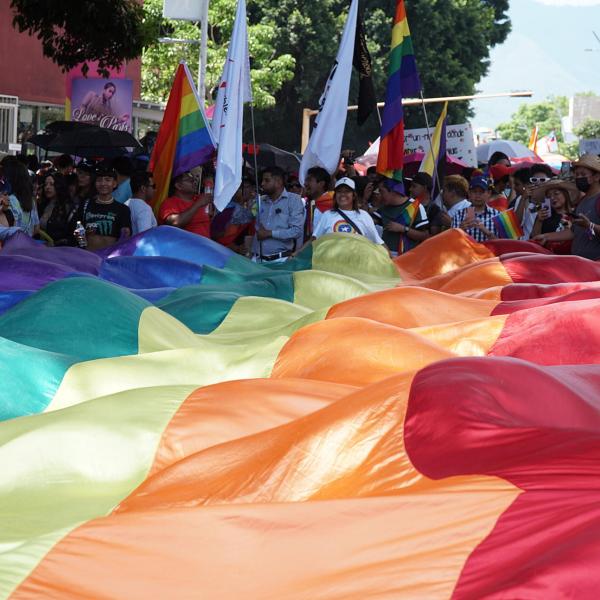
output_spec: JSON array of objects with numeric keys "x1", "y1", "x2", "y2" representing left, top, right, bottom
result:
[{"x1": 451, "y1": 205, "x2": 499, "y2": 242}]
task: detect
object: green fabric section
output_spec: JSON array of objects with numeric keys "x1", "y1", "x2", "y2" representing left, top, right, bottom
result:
[
  {"x1": 178, "y1": 110, "x2": 206, "y2": 138},
  {"x1": 157, "y1": 266, "x2": 295, "y2": 334},
  {"x1": 46, "y1": 305, "x2": 288, "y2": 412},
  {"x1": 389, "y1": 37, "x2": 416, "y2": 75},
  {"x1": 0, "y1": 337, "x2": 76, "y2": 420},
  {"x1": 311, "y1": 233, "x2": 401, "y2": 286},
  {"x1": 0, "y1": 278, "x2": 149, "y2": 360},
  {"x1": 0, "y1": 384, "x2": 196, "y2": 598}
]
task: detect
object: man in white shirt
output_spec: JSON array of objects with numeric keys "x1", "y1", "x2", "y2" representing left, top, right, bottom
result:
[
  {"x1": 126, "y1": 171, "x2": 157, "y2": 235},
  {"x1": 441, "y1": 174, "x2": 471, "y2": 227}
]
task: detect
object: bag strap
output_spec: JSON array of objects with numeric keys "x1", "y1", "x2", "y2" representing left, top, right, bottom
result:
[{"x1": 335, "y1": 209, "x2": 363, "y2": 236}]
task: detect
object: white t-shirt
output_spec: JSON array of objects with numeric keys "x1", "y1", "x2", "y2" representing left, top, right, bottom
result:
[
  {"x1": 125, "y1": 197, "x2": 157, "y2": 235},
  {"x1": 313, "y1": 209, "x2": 384, "y2": 244}
]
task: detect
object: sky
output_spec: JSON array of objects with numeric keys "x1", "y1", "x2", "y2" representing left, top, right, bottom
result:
[{"x1": 471, "y1": 0, "x2": 600, "y2": 131}]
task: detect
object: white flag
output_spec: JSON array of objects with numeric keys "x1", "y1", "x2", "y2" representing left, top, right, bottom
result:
[
  {"x1": 212, "y1": 0, "x2": 252, "y2": 211},
  {"x1": 299, "y1": 0, "x2": 358, "y2": 184}
]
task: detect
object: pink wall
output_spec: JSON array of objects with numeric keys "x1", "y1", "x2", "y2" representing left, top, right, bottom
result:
[{"x1": 0, "y1": 0, "x2": 141, "y2": 104}]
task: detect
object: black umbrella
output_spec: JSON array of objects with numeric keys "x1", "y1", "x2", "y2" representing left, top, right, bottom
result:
[
  {"x1": 243, "y1": 143, "x2": 301, "y2": 174},
  {"x1": 29, "y1": 122, "x2": 141, "y2": 158}
]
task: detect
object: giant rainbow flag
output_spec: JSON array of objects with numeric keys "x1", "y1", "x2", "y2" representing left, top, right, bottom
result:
[
  {"x1": 376, "y1": 0, "x2": 421, "y2": 185},
  {"x1": 149, "y1": 62, "x2": 216, "y2": 214},
  {"x1": 2, "y1": 227, "x2": 600, "y2": 597}
]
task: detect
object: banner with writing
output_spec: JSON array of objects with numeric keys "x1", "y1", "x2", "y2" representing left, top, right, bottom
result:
[{"x1": 404, "y1": 123, "x2": 477, "y2": 167}]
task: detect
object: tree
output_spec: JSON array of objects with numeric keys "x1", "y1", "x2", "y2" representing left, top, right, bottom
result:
[
  {"x1": 575, "y1": 119, "x2": 600, "y2": 140},
  {"x1": 249, "y1": 0, "x2": 511, "y2": 150},
  {"x1": 495, "y1": 97, "x2": 569, "y2": 145},
  {"x1": 141, "y1": 0, "x2": 295, "y2": 109},
  {"x1": 9, "y1": 0, "x2": 151, "y2": 76}
]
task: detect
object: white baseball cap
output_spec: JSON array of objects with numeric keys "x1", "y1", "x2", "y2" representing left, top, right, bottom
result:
[{"x1": 334, "y1": 177, "x2": 356, "y2": 190}]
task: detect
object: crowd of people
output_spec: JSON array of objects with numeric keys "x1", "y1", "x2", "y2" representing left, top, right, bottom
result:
[{"x1": 1, "y1": 148, "x2": 600, "y2": 262}]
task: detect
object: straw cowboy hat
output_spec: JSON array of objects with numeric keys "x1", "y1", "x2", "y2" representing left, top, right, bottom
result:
[
  {"x1": 572, "y1": 153, "x2": 600, "y2": 174},
  {"x1": 531, "y1": 178, "x2": 580, "y2": 206}
]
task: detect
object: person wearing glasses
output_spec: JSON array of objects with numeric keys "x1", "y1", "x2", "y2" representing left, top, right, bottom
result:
[
  {"x1": 159, "y1": 171, "x2": 212, "y2": 238},
  {"x1": 125, "y1": 171, "x2": 157, "y2": 235}
]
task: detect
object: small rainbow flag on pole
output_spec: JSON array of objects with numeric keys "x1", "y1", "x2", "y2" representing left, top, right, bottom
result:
[
  {"x1": 493, "y1": 209, "x2": 524, "y2": 240},
  {"x1": 376, "y1": 0, "x2": 421, "y2": 188},
  {"x1": 149, "y1": 62, "x2": 216, "y2": 214}
]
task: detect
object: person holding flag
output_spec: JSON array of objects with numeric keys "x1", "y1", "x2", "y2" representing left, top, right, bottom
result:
[{"x1": 149, "y1": 61, "x2": 216, "y2": 228}]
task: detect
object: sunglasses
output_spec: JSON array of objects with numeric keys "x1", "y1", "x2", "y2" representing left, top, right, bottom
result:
[
  {"x1": 289, "y1": 182, "x2": 301, "y2": 188},
  {"x1": 530, "y1": 177, "x2": 550, "y2": 184}
]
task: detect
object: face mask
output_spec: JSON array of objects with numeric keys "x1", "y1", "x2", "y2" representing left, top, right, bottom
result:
[{"x1": 576, "y1": 177, "x2": 591, "y2": 193}]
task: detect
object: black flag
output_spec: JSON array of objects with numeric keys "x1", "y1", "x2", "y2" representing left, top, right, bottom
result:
[{"x1": 353, "y1": 8, "x2": 377, "y2": 126}]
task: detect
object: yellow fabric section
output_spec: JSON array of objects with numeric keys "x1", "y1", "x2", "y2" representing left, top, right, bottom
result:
[
  {"x1": 180, "y1": 88, "x2": 198, "y2": 117},
  {"x1": 0, "y1": 385, "x2": 196, "y2": 598},
  {"x1": 420, "y1": 101, "x2": 448, "y2": 176},
  {"x1": 391, "y1": 19, "x2": 411, "y2": 48}
]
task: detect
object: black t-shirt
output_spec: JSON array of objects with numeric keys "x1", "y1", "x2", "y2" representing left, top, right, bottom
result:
[
  {"x1": 76, "y1": 197, "x2": 132, "y2": 239},
  {"x1": 426, "y1": 203, "x2": 443, "y2": 230},
  {"x1": 541, "y1": 211, "x2": 562, "y2": 234}
]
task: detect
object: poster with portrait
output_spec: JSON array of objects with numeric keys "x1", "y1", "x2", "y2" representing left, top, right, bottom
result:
[{"x1": 71, "y1": 78, "x2": 133, "y2": 132}]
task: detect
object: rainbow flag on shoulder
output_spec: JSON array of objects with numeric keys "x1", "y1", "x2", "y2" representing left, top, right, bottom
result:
[
  {"x1": 149, "y1": 62, "x2": 216, "y2": 214},
  {"x1": 376, "y1": 0, "x2": 421, "y2": 188},
  {"x1": 493, "y1": 209, "x2": 524, "y2": 240}
]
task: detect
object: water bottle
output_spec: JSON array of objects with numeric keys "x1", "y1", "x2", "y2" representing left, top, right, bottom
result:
[
  {"x1": 203, "y1": 179, "x2": 214, "y2": 215},
  {"x1": 74, "y1": 221, "x2": 87, "y2": 248}
]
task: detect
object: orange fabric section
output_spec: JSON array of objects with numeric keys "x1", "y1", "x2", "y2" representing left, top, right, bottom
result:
[
  {"x1": 393, "y1": 228, "x2": 495, "y2": 280},
  {"x1": 271, "y1": 317, "x2": 454, "y2": 385},
  {"x1": 13, "y1": 375, "x2": 519, "y2": 600},
  {"x1": 327, "y1": 286, "x2": 497, "y2": 327},
  {"x1": 147, "y1": 378, "x2": 358, "y2": 478}
]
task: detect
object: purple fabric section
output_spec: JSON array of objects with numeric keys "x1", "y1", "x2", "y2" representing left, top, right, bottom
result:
[
  {"x1": 0, "y1": 255, "x2": 83, "y2": 291},
  {"x1": 172, "y1": 145, "x2": 216, "y2": 179},
  {"x1": 1, "y1": 232, "x2": 102, "y2": 274}
]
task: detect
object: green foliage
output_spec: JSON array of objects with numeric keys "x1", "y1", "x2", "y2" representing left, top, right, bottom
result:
[
  {"x1": 575, "y1": 119, "x2": 600, "y2": 140},
  {"x1": 141, "y1": 0, "x2": 295, "y2": 109},
  {"x1": 9, "y1": 0, "x2": 151, "y2": 76},
  {"x1": 250, "y1": 0, "x2": 511, "y2": 150},
  {"x1": 496, "y1": 96, "x2": 569, "y2": 145}
]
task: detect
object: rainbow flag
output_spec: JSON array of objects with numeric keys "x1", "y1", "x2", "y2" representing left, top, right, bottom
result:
[
  {"x1": 394, "y1": 198, "x2": 422, "y2": 254},
  {"x1": 493, "y1": 209, "x2": 524, "y2": 239},
  {"x1": 149, "y1": 62, "x2": 216, "y2": 214},
  {"x1": 376, "y1": 0, "x2": 421, "y2": 186},
  {"x1": 3, "y1": 228, "x2": 600, "y2": 597}
]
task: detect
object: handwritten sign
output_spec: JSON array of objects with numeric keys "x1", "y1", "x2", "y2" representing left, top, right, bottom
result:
[{"x1": 404, "y1": 123, "x2": 477, "y2": 167}]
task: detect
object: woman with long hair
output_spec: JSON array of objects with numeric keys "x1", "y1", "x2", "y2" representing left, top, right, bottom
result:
[
  {"x1": 0, "y1": 156, "x2": 39, "y2": 236},
  {"x1": 39, "y1": 172, "x2": 77, "y2": 246}
]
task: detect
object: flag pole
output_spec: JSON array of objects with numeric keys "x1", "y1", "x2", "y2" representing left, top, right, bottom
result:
[
  {"x1": 249, "y1": 101, "x2": 263, "y2": 262},
  {"x1": 418, "y1": 90, "x2": 443, "y2": 197}
]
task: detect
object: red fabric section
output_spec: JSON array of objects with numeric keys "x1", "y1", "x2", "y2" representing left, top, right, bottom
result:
[
  {"x1": 483, "y1": 239, "x2": 552, "y2": 256},
  {"x1": 501, "y1": 280, "x2": 600, "y2": 301},
  {"x1": 493, "y1": 288, "x2": 600, "y2": 315},
  {"x1": 489, "y1": 298, "x2": 600, "y2": 365},
  {"x1": 501, "y1": 254, "x2": 600, "y2": 284},
  {"x1": 404, "y1": 357, "x2": 600, "y2": 599}
]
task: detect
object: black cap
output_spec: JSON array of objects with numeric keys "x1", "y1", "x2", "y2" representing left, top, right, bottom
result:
[
  {"x1": 95, "y1": 162, "x2": 117, "y2": 178},
  {"x1": 406, "y1": 172, "x2": 433, "y2": 192},
  {"x1": 76, "y1": 160, "x2": 96, "y2": 173}
]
